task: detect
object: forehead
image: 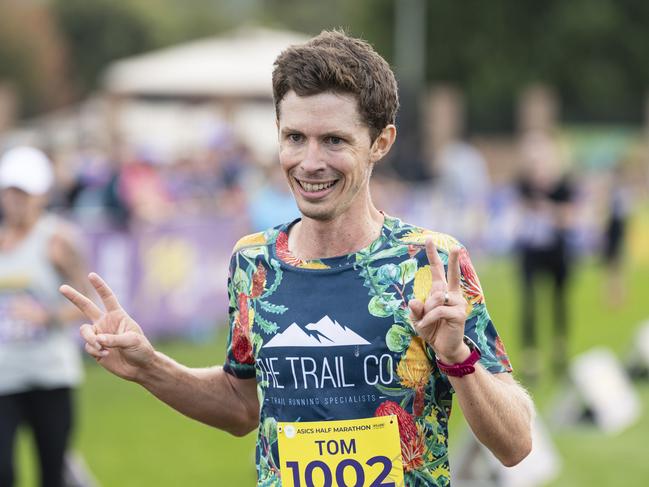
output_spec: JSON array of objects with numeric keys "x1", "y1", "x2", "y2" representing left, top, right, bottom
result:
[{"x1": 277, "y1": 91, "x2": 367, "y2": 134}]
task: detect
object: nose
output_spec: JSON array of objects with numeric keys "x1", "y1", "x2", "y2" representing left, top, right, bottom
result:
[{"x1": 299, "y1": 138, "x2": 327, "y2": 173}]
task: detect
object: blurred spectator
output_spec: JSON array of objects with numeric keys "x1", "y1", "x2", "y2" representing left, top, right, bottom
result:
[
  {"x1": 164, "y1": 151, "x2": 225, "y2": 216},
  {"x1": 369, "y1": 164, "x2": 410, "y2": 218},
  {"x1": 157, "y1": 127, "x2": 255, "y2": 220},
  {"x1": 214, "y1": 139, "x2": 261, "y2": 217},
  {"x1": 246, "y1": 163, "x2": 298, "y2": 232},
  {"x1": 0, "y1": 146, "x2": 89, "y2": 487},
  {"x1": 515, "y1": 131, "x2": 576, "y2": 381},
  {"x1": 118, "y1": 148, "x2": 172, "y2": 225},
  {"x1": 66, "y1": 146, "x2": 129, "y2": 228},
  {"x1": 425, "y1": 86, "x2": 491, "y2": 250},
  {"x1": 601, "y1": 163, "x2": 632, "y2": 307}
]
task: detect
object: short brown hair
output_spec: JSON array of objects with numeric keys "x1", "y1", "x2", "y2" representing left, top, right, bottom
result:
[{"x1": 272, "y1": 30, "x2": 399, "y2": 141}]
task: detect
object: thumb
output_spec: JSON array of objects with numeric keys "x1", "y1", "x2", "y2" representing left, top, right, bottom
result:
[
  {"x1": 408, "y1": 299, "x2": 424, "y2": 320},
  {"x1": 97, "y1": 332, "x2": 141, "y2": 349}
]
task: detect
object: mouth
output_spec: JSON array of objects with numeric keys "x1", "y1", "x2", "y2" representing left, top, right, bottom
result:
[{"x1": 294, "y1": 178, "x2": 339, "y2": 197}]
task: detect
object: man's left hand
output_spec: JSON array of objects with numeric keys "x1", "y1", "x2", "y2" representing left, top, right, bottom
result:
[{"x1": 408, "y1": 238, "x2": 469, "y2": 364}]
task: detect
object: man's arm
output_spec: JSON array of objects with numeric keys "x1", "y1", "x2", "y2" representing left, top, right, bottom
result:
[
  {"x1": 444, "y1": 363, "x2": 533, "y2": 466},
  {"x1": 409, "y1": 240, "x2": 533, "y2": 466},
  {"x1": 133, "y1": 355, "x2": 259, "y2": 437},
  {"x1": 61, "y1": 272, "x2": 259, "y2": 437}
]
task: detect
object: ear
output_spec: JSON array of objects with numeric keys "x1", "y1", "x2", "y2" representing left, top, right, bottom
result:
[{"x1": 369, "y1": 125, "x2": 397, "y2": 164}]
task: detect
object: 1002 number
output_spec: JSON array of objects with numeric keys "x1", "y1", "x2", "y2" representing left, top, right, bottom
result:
[{"x1": 285, "y1": 455, "x2": 395, "y2": 487}]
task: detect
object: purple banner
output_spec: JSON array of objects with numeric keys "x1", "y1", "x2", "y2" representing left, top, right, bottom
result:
[{"x1": 85, "y1": 215, "x2": 249, "y2": 338}]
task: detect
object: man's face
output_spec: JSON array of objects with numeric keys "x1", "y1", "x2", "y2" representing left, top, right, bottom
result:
[{"x1": 277, "y1": 91, "x2": 375, "y2": 222}]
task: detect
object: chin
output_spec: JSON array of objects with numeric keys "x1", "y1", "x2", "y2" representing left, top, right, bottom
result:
[{"x1": 296, "y1": 203, "x2": 337, "y2": 222}]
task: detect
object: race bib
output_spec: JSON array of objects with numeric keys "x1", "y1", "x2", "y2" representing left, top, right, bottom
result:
[{"x1": 278, "y1": 416, "x2": 404, "y2": 487}]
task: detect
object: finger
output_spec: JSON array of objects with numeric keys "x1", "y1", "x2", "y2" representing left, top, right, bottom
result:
[
  {"x1": 425, "y1": 238, "x2": 447, "y2": 284},
  {"x1": 85, "y1": 342, "x2": 108, "y2": 359},
  {"x1": 89, "y1": 273, "x2": 122, "y2": 312},
  {"x1": 80, "y1": 323, "x2": 102, "y2": 350},
  {"x1": 412, "y1": 317, "x2": 439, "y2": 342},
  {"x1": 447, "y1": 247, "x2": 461, "y2": 293},
  {"x1": 60, "y1": 284, "x2": 103, "y2": 322},
  {"x1": 97, "y1": 331, "x2": 141, "y2": 349},
  {"x1": 417, "y1": 305, "x2": 465, "y2": 330},
  {"x1": 424, "y1": 291, "x2": 467, "y2": 314},
  {"x1": 424, "y1": 289, "x2": 448, "y2": 314},
  {"x1": 408, "y1": 299, "x2": 425, "y2": 321}
]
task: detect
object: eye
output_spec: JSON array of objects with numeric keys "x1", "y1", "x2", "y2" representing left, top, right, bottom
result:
[
  {"x1": 288, "y1": 133, "x2": 304, "y2": 143},
  {"x1": 325, "y1": 136, "x2": 343, "y2": 145}
]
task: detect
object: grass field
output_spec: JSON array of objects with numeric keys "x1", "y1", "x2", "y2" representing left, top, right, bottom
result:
[{"x1": 16, "y1": 247, "x2": 649, "y2": 486}]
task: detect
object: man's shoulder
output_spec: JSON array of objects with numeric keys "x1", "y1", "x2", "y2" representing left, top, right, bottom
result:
[
  {"x1": 388, "y1": 217, "x2": 463, "y2": 253},
  {"x1": 232, "y1": 231, "x2": 271, "y2": 253},
  {"x1": 231, "y1": 223, "x2": 288, "y2": 254}
]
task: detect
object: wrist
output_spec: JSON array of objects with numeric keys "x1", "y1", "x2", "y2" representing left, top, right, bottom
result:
[
  {"x1": 435, "y1": 336, "x2": 482, "y2": 378},
  {"x1": 132, "y1": 350, "x2": 162, "y2": 385},
  {"x1": 436, "y1": 343, "x2": 471, "y2": 365}
]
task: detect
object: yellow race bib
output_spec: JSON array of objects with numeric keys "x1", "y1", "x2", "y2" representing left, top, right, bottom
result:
[{"x1": 278, "y1": 416, "x2": 405, "y2": 487}]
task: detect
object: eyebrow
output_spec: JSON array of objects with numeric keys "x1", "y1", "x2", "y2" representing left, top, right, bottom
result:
[{"x1": 280, "y1": 127, "x2": 355, "y2": 140}]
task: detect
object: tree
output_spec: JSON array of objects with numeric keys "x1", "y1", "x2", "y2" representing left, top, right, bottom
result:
[
  {"x1": 52, "y1": 0, "x2": 155, "y2": 96},
  {"x1": 0, "y1": 2, "x2": 71, "y2": 116}
]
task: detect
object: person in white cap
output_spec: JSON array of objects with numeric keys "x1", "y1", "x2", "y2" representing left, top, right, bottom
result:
[{"x1": 0, "y1": 146, "x2": 90, "y2": 487}]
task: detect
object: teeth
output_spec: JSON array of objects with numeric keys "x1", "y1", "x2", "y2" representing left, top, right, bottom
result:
[{"x1": 300, "y1": 180, "x2": 336, "y2": 192}]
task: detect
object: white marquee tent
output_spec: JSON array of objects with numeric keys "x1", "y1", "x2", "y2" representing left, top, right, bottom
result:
[
  {"x1": 102, "y1": 27, "x2": 309, "y2": 162},
  {"x1": 103, "y1": 27, "x2": 309, "y2": 98}
]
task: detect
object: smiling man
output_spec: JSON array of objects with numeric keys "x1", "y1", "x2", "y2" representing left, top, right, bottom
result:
[{"x1": 61, "y1": 30, "x2": 533, "y2": 486}]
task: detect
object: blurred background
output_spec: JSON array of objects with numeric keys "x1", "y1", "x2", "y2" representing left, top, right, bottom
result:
[{"x1": 1, "y1": 0, "x2": 649, "y2": 485}]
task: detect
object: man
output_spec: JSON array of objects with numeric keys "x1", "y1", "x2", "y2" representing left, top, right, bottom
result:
[
  {"x1": 0, "y1": 146, "x2": 89, "y2": 487},
  {"x1": 62, "y1": 31, "x2": 533, "y2": 486}
]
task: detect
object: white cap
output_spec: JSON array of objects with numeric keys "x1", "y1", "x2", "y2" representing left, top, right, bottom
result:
[{"x1": 0, "y1": 146, "x2": 54, "y2": 195}]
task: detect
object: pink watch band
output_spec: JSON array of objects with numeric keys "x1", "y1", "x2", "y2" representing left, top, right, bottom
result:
[{"x1": 436, "y1": 337, "x2": 482, "y2": 377}]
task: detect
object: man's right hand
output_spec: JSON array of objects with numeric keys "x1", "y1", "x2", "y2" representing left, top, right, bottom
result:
[{"x1": 60, "y1": 272, "x2": 155, "y2": 382}]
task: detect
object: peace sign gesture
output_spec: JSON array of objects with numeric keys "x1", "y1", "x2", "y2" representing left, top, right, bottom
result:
[
  {"x1": 60, "y1": 273, "x2": 154, "y2": 381},
  {"x1": 408, "y1": 238, "x2": 470, "y2": 364}
]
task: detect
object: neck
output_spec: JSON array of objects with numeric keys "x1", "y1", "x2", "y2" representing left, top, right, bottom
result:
[
  {"x1": 0, "y1": 215, "x2": 39, "y2": 249},
  {"x1": 7, "y1": 213, "x2": 39, "y2": 231},
  {"x1": 289, "y1": 202, "x2": 384, "y2": 261}
]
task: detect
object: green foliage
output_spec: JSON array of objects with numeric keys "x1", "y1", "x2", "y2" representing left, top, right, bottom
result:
[
  {"x1": 4, "y1": 0, "x2": 649, "y2": 124},
  {"x1": 52, "y1": 0, "x2": 155, "y2": 93},
  {"x1": 254, "y1": 313, "x2": 279, "y2": 335},
  {"x1": 368, "y1": 293, "x2": 402, "y2": 317},
  {"x1": 386, "y1": 323, "x2": 411, "y2": 352},
  {"x1": 0, "y1": 3, "x2": 70, "y2": 115},
  {"x1": 232, "y1": 267, "x2": 250, "y2": 295},
  {"x1": 425, "y1": 0, "x2": 649, "y2": 129},
  {"x1": 257, "y1": 300, "x2": 288, "y2": 314}
]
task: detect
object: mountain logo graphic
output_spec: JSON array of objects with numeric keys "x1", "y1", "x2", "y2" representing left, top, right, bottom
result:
[{"x1": 263, "y1": 315, "x2": 370, "y2": 348}]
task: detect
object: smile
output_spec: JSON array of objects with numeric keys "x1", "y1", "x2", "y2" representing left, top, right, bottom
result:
[{"x1": 296, "y1": 179, "x2": 339, "y2": 193}]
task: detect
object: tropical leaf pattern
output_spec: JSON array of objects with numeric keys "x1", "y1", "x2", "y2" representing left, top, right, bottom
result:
[{"x1": 223, "y1": 216, "x2": 511, "y2": 486}]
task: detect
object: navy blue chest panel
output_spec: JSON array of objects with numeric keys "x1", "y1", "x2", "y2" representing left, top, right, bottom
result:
[{"x1": 253, "y1": 266, "x2": 402, "y2": 422}]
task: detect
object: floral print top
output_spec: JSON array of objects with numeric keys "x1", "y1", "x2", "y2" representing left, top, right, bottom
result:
[{"x1": 224, "y1": 215, "x2": 512, "y2": 486}]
